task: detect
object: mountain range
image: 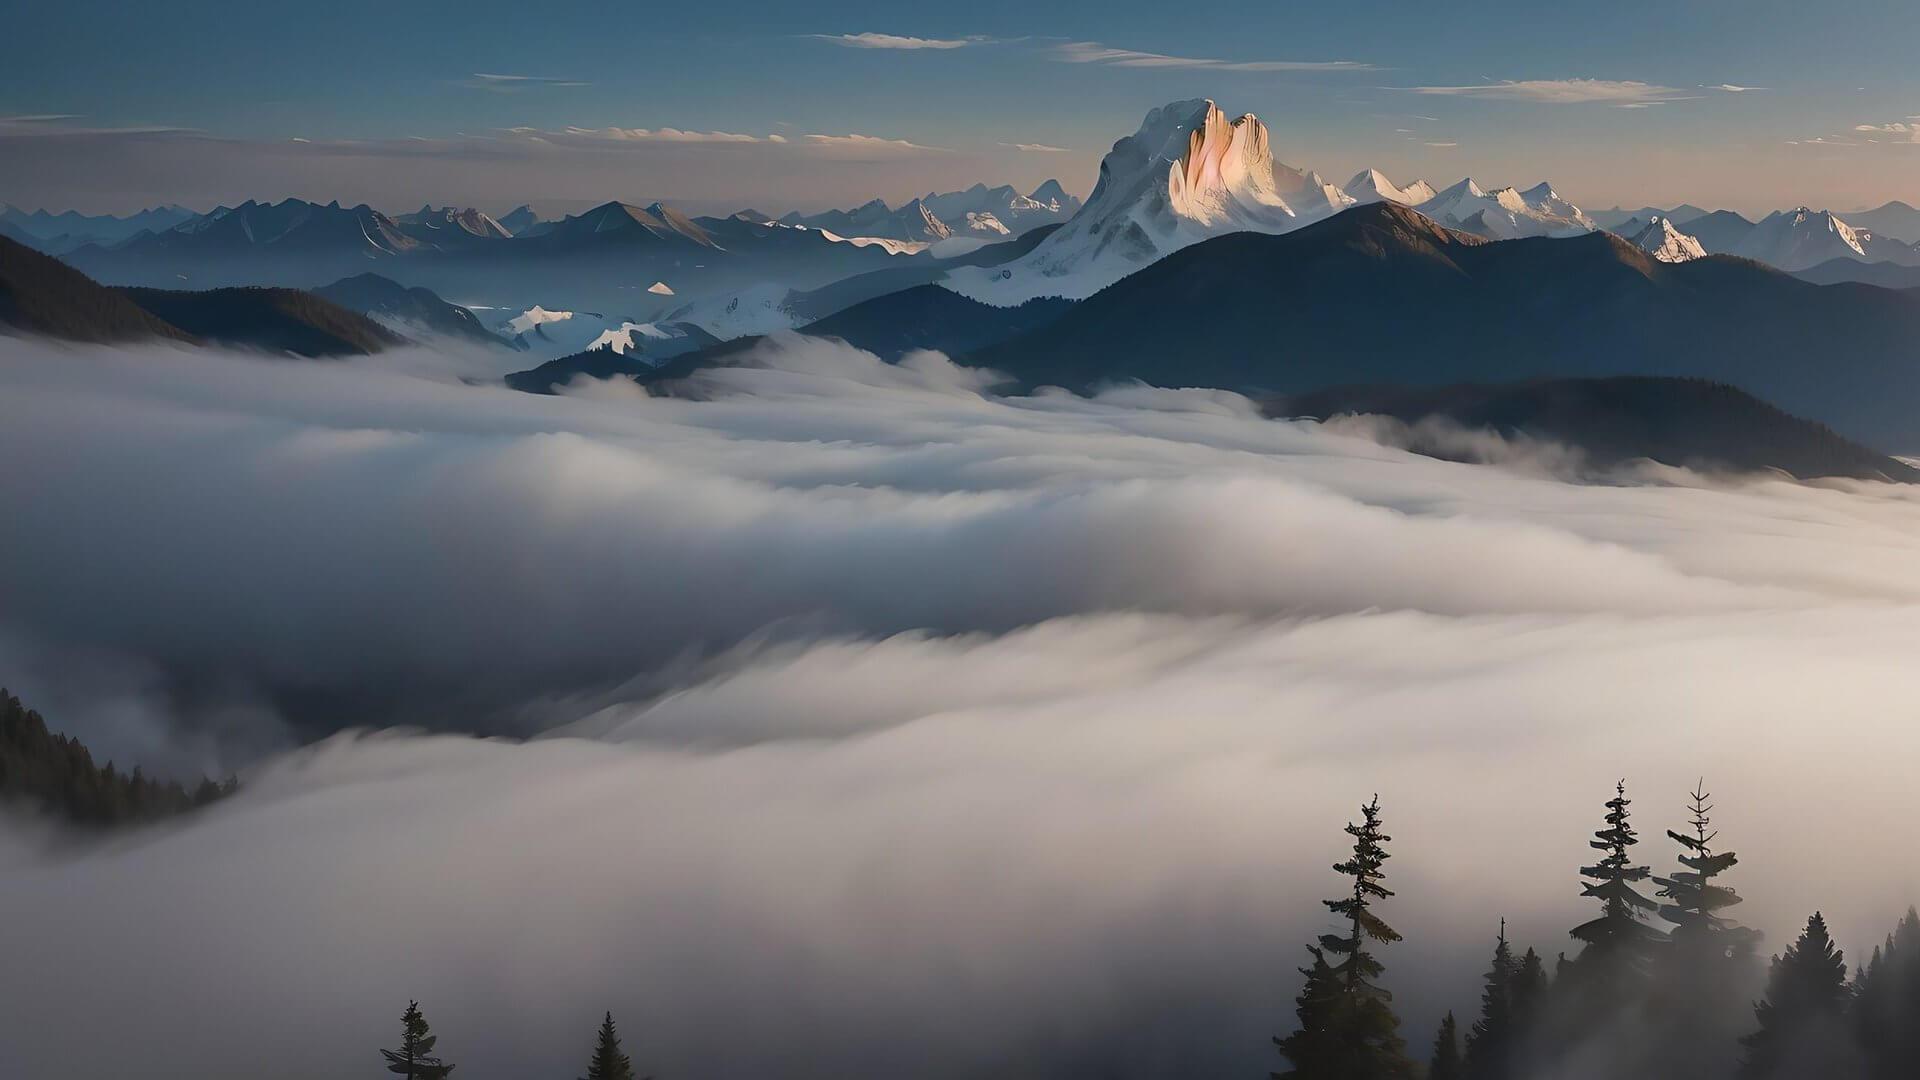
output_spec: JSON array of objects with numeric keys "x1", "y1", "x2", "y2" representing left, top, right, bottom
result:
[
  {"x1": 960, "y1": 201, "x2": 1920, "y2": 449},
  {"x1": 0, "y1": 203, "x2": 198, "y2": 255},
  {"x1": 780, "y1": 181, "x2": 1081, "y2": 244}
]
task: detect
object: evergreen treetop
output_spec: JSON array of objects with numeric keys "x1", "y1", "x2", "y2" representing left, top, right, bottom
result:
[
  {"x1": 1463, "y1": 920, "x2": 1518, "y2": 1080},
  {"x1": 1428, "y1": 1011, "x2": 1463, "y2": 1080},
  {"x1": 582, "y1": 1011, "x2": 640, "y2": 1080},
  {"x1": 1570, "y1": 780, "x2": 1663, "y2": 959},
  {"x1": 1741, "y1": 912, "x2": 1851, "y2": 1078},
  {"x1": 382, "y1": 1000, "x2": 455, "y2": 1080},
  {"x1": 1654, "y1": 779, "x2": 1753, "y2": 946},
  {"x1": 1273, "y1": 795, "x2": 1414, "y2": 1080}
]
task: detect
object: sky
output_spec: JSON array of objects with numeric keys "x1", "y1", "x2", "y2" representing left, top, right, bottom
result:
[{"x1": 6, "y1": 0, "x2": 1920, "y2": 216}]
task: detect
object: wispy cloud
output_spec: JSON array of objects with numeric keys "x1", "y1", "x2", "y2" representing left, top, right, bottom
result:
[
  {"x1": 1054, "y1": 41, "x2": 1374, "y2": 72},
  {"x1": 463, "y1": 72, "x2": 590, "y2": 91},
  {"x1": 0, "y1": 115, "x2": 194, "y2": 137},
  {"x1": 555, "y1": 126, "x2": 766, "y2": 143},
  {"x1": 1709, "y1": 84, "x2": 1766, "y2": 93},
  {"x1": 999, "y1": 141, "x2": 1071, "y2": 153},
  {"x1": 1400, "y1": 79, "x2": 1693, "y2": 104},
  {"x1": 1424, "y1": 141, "x2": 1459, "y2": 148},
  {"x1": 496, "y1": 125, "x2": 946, "y2": 155},
  {"x1": 808, "y1": 32, "x2": 975, "y2": 50},
  {"x1": 803, "y1": 132, "x2": 948, "y2": 153}
]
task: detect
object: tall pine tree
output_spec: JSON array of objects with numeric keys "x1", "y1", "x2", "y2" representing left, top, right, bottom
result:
[
  {"x1": 1428, "y1": 1012, "x2": 1462, "y2": 1080},
  {"x1": 381, "y1": 1001, "x2": 455, "y2": 1080},
  {"x1": 1740, "y1": 912, "x2": 1854, "y2": 1079},
  {"x1": 1273, "y1": 795, "x2": 1415, "y2": 1080},
  {"x1": 1569, "y1": 781, "x2": 1663, "y2": 987},
  {"x1": 1462, "y1": 920, "x2": 1517, "y2": 1080},
  {"x1": 1654, "y1": 779, "x2": 1757, "y2": 953},
  {"x1": 581, "y1": 1011, "x2": 641, "y2": 1080},
  {"x1": 1649, "y1": 780, "x2": 1763, "y2": 1076}
]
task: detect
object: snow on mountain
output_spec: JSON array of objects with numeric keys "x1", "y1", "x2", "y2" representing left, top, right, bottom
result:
[
  {"x1": 1342, "y1": 169, "x2": 1436, "y2": 207},
  {"x1": 944, "y1": 99, "x2": 1303, "y2": 304},
  {"x1": 921, "y1": 182, "x2": 1077, "y2": 234},
  {"x1": 1730, "y1": 207, "x2": 1872, "y2": 271},
  {"x1": 647, "y1": 281, "x2": 675, "y2": 295},
  {"x1": 585, "y1": 321, "x2": 679, "y2": 356},
  {"x1": 502, "y1": 305, "x2": 577, "y2": 337},
  {"x1": 1628, "y1": 216, "x2": 1707, "y2": 263},
  {"x1": 778, "y1": 181, "x2": 1079, "y2": 247},
  {"x1": 1418, "y1": 178, "x2": 1595, "y2": 240},
  {"x1": 1517, "y1": 183, "x2": 1597, "y2": 230},
  {"x1": 964, "y1": 211, "x2": 1011, "y2": 236},
  {"x1": 665, "y1": 282, "x2": 802, "y2": 339},
  {"x1": 1027, "y1": 179, "x2": 1082, "y2": 215},
  {"x1": 495, "y1": 306, "x2": 697, "y2": 357}
]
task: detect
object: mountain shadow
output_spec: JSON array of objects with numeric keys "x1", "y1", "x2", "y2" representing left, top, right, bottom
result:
[
  {"x1": 0, "y1": 234, "x2": 196, "y2": 345},
  {"x1": 120, "y1": 285, "x2": 404, "y2": 357},
  {"x1": 314, "y1": 272, "x2": 513, "y2": 348},
  {"x1": 1278, "y1": 376, "x2": 1920, "y2": 482}
]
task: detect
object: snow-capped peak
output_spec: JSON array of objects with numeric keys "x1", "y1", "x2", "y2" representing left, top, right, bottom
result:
[
  {"x1": 1343, "y1": 168, "x2": 1436, "y2": 207},
  {"x1": 1629, "y1": 216, "x2": 1707, "y2": 263},
  {"x1": 943, "y1": 98, "x2": 1303, "y2": 304},
  {"x1": 1729, "y1": 206, "x2": 1875, "y2": 270},
  {"x1": 1419, "y1": 177, "x2": 1596, "y2": 241}
]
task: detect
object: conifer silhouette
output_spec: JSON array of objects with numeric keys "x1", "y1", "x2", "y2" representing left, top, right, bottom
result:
[
  {"x1": 1741, "y1": 912, "x2": 1852, "y2": 1078},
  {"x1": 581, "y1": 1011, "x2": 642, "y2": 1080},
  {"x1": 381, "y1": 1001, "x2": 454, "y2": 1080},
  {"x1": 1273, "y1": 795, "x2": 1414, "y2": 1079}
]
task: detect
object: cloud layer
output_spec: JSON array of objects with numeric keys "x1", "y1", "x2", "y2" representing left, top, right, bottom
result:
[{"x1": 5, "y1": 337, "x2": 1920, "y2": 1077}]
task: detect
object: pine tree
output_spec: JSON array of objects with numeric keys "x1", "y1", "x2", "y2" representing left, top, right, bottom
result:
[
  {"x1": 1649, "y1": 780, "x2": 1763, "y2": 1076},
  {"x1": 1273, "y1": 796, "x2": 1415, "y2": 1080},
  {"x1": 1508, "y1": 948, "x2": 1547, "y2": 1029},
  {"x1": 381, "y1": 1000, "x2": 455, "y2": 1080},
  {"x1": 1462, "y1": 920, "x2": 1517, "y2": 1080},
  {"x1": 1740, "y1": 912, "x2": 1853, "y2": 1079},
  {"x1": 1428, "y1": 1012, "x2": 1462, "y2": 1080},
  {"x1": 1854, "y1": 907, "x2": 1920, "y2": 1078},
  {"x1": 581, "y1": 1012, "x2": 640, "y2": 1080},
  {"x1": 1654, "y1": 779, "x2": 1757, "y2": 953},
  {"x1": 1569, "y1": 781, "x2": 1663, "y2": 986}
]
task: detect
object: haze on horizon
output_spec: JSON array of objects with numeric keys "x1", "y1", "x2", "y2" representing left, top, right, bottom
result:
[{"x1": 6, "y1": 0, "x2": 1920, "y2": 217}]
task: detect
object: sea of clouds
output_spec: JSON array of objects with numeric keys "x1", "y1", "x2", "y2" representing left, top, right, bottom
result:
[{"x1": 4, "y1": 334, "x2": 1920, "y2": 1078}]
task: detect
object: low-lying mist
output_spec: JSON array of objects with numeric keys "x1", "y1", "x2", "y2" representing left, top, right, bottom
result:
[{"x1": 3, "y1": 335, "x2": 1920, "y2": 1077}]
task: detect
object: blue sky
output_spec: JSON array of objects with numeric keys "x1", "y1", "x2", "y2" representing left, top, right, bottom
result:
[{"x1": 6, "y1": 0, "x2": 1920, "y2": 214}]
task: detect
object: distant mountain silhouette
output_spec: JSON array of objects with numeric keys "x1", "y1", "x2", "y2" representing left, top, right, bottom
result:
[
  {"x1": 1670, "y1": 209, "x2": 1757, "y2": 252},
  {"x1": 797, "y1": 286, "x2": 1072, "y2": 361},
  {"x1": 120, "y1": 285, "x2": 404, "y2": 357},
  {"x1": 1278, "y1": 377, "x2": 1919, "y2": 482},
  {"x1": 0, "y1": 234, "x2": 195, "y2": 344},
  {"x1": 315, "y1": 272, "x2": 512, "y2": 348},
  {"x1": 968, "y1": 202, "x2": 1920, "y2": 449},
  {"x1": 1792, "y1": 258, "x2": 1920, "y2": 289}
]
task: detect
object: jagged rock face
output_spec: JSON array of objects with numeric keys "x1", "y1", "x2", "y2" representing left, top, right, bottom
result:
[
  {"x1": 944, "y1": 99, "x2": 1306, "y2": 304},
  {"x1": 1631, "y1": 216, "x2": 1707, "y2": 263}
]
